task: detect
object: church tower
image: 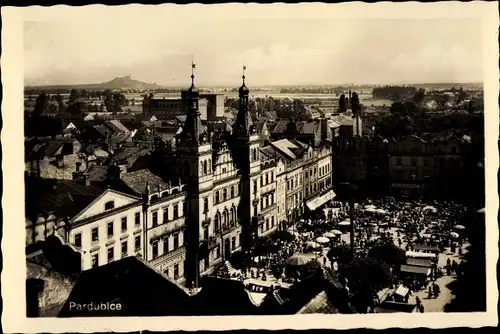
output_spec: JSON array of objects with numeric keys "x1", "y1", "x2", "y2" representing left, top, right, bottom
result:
[
  {"x1": 177, "y1": 63, "x2": 213, "y2": 289},
  {"x1": 231, "y1": 66, "x2": 261, "y2": 256}
]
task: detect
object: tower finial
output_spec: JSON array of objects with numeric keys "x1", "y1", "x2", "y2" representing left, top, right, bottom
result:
[
  {"x1": 191, "y1": 55, "x2": 196, "y2": 85},
  {"x1": 242, "y1": 61, "x2": 247, "y2": 84}
]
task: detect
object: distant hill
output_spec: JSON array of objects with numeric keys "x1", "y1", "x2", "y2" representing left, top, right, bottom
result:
[{"x1": 25, "y1": 76, "x2": 164, "y2": 91}]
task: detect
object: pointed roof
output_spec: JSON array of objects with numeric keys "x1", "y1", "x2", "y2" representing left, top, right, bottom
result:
[
  {"x1": 179, "y1": 66, "x2": 207, "y2": 145},
  {"x1": 233, "y1": 69, "x2": 254, "y2": 136}
]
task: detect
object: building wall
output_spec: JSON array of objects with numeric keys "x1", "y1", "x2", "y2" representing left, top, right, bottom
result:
[{"x1": 68, "y1": 202, "x2": 143, "y2": 271}]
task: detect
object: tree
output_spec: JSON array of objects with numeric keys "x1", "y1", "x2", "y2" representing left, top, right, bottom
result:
[
  {"x1": 68, "y1": 89, "x2": 80, "y2": 104},
  {"x1": 327, "y1": 245, "x2": 353, "y2": 265},
  {"x1": 338, "y1": 94, "x2": 346, "y2": 113},
  {"x1": 351, "y1": 92, "x2": 360, "y2": 116},
  {"x1": 367, "y1": 243, "x2": 406, "y2": 269},
  {"x1": 413, "y1": 88, "x2": 426, "y2": 106},
  {"x1": 33, "y1": 92, "x2": 50, "y2": 117}
]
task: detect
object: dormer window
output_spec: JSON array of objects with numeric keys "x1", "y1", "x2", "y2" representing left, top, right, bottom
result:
[{"x1": 105, "y1": 201, "x2": 115, "y2": 211}]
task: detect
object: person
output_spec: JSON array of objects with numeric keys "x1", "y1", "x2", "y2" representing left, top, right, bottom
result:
[
  {"x1": 428, "y1": 286, "x2": 433, "y2": 299},
  {"x1": 415, "y1": 295, "x2": 421, "y2": 306},
  {"x1": 419, "y1": 303, "x2": 425, "y2": 313}
]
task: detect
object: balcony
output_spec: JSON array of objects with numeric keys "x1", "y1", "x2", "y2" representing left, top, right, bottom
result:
[{"x1": 149, "y1": 245, "x2": 186, "y2": 268}]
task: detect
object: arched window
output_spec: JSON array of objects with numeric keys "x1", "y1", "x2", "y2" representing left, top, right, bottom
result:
[
  {"x1": 214, "y1": 212, "x2": 220, "y2": 233},
  {"x1": 230, "y1": 207, "x2": 236, "y2": 226},
  {"x1": 215, "y1": 191, "x2": 220, "y2": 203},
  {"x1": 208, "y1": 159, "x2": 211, "y2": 172},
  {"x1": 203, "y1": 160, "x2": 208, "y2": 175},
  {"x1": 230, "y1": 186, "x2": 235, "y2": 198},
  {"x1": 200, "y1": 162, "x2": 204, "y2": 175},
  {"x1": 222, "y1": 210, "x2": 228, "y2": 230}
]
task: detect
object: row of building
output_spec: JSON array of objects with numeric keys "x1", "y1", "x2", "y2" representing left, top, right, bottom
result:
[{"x1": 25, "y1": 71, "x2": 334, "y2": 288}]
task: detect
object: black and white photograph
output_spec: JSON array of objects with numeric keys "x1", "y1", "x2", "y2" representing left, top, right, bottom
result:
[{"x1": 1, "y1": 2, "x2": 498, "y2": 332}]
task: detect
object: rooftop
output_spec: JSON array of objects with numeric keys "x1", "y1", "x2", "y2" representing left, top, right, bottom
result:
[
  {"x1": 25, "y1": 178, "x2": 105, "y2": 219},
  {"x1": 59, "y1": 257, "x2": 191, "y2": 317},
  {"x1": 120, "y1": 169, "x2": 171, "y2": 196}
]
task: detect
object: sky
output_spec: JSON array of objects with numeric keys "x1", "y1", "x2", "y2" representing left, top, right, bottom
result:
[{"x1": 23, "y1": 5, "x2": 484, "y2": 87}]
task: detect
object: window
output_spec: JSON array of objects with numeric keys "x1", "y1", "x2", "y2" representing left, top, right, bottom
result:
[
  {"x1": 92, "y1": 227, "x2": 99, "y2": 242},
  {"x1": 203, "y1": 198, "x2": 209, "y2": 213},
  {"x1": 266, "y1": 196, "x2": 269, "y2": 207},
  {"x1": 270, "y1": 193, "x2": 274, "y2": 204},
  {"x1": 230, "y1": 186, "x2": 235, "y2": 198},
  {"x1": 265, "y1": 173, "x2": 269, "y2": 184},
  {"x1": 91, "y1": 253, "x2": 99, "y2": 268},
  {"x1": 134, "y1": 236, "x2": 141, "y2": 251},
  {"x1": 223, "y1": 189, "x2": 227, "y2": 200},
  {"x1": 152, "y1": 211, "x2": 158, "y2": 227},
  {"x1": 203, "y1": 160, "x2": 208, "y2": 174},
  {"x1": 174, "y1": 264, "x2": 179, "y2": 280},
  {"x1": 214, "y1": 213, "x2": 220, "y2": 233},
  {"x1": 232, "y1": 237, "x2": 236, "y2": 249},
  {"x1": 104, "y1": 201, "x2": 115, "y2": 211},
  {"x1": 121, "y1": 241, "x2": 128, "y2": 257},
  {"x1": 121, "y1": 217, "x2": 127, "y2": 232},
  {"x1": 253, "y1": 204, "x2": 258, "y2": 216},
  {"x1": 163, "y1": 207, "x2": 169, "y2": 224},
  {"x1": 74, "y1": 233, "x2": 82, "y2": 247},
  {"x1": 152, "y1": 241, "x2": 158, "y2": 259},
  {"x1": 203, "y1": 226, "x2": 209, "y2": 240},
  {"x1": 163, "y1": 236, "x2": 169, "y2": 254},
  {"x1": 135, "y1": 212, "x2": 140, "y2": 227},
  {"x1": 270, "y1": 172, "x2": 274, "y2": 182},
  {"x1": 107, "y1": 222, "x2": 114, "y2": 237},
  {"x1": 107, "y1": 247, "x2": 114, "y2": 262},
  {"x1": 260, "y1": 175, "x2": 263, "y2": 186},
  {"x1": 396, "y1": 158, "x2": 402, "y2": 166},
  {"x1": 173, "y1": 204, "x2": 179, "y2": 219},
  {"x1": 271, "y1": 216, "x2": 275, "y2": 227},
  {"x1": 215, "y1": 191, "x2": 220, "y2": 203},
  {"x1": 253, "y1": 180, "x2": 257, "y2": 193},
  {"x1": 266, "y1": 219, "x2": 269, "y2": 231},
  {"x1": 222, "y1": 167, "x2": 227, "y2": 173},
  {"x1": 173, "y1": 233, "x2": 179, "y2": 249}
]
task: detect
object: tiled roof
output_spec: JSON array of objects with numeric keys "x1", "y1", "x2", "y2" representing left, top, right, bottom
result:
[
  {"x1": 330, "y1": 115, "x2": 354, "y2": 126},
  {"x1": 296, "y1": 291, "x2": 338, "y2": 314},
  {"x1": 25, "y1": 178, "x2": 105, "y2": 219},
  {"x1": 105, "y1": 119, "x2": 130, "y2": 134},
  {"x1": 120, "y1": 169, "x2": 169, "y2": 196},
  {"x1": 87, "y1": 165, "x2": 108, "y2": 182},
  {"x1": 270, "y1": 139, "x2": 298, "y2": 160},
  {"x1": 260, "y1": 146, "x2": 277, "y2": 158}
]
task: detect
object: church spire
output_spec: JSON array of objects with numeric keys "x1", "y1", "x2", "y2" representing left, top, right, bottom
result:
[
  {"x1": 234, "y1": 63, "x2": 253, "y2": 136},
  {"x1": 179, "y1": 60, "x2": 207, "y2": 145}
]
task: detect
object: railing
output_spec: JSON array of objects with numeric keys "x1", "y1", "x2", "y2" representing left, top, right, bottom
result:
[{"x1": 149, "y1": 245, "x2": 186, "y2": 267}]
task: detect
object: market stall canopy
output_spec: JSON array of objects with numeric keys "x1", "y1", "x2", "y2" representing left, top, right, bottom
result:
[
  {"x1": 454, "y1": 224, "x2": 465, "y2": 230},
  {"x1": 305, "y1": 241, "x2": 321, "y2": 249},
  {"x1": 306, "y1": 190, "x2": 336, "y2": 211},
  {"x1": 405, "y1": 251, "x2": 436, "y2": 259},
  {"x1": 338, "y1": 221, "x2": 351, "y2": 226},
  {"x1": 323, "y1": 232, "x2": 336, "y2": 238},
  {"x1": 315, "y1": 236, "x2": 330, "y2": 244},
  {"x1": 450, "y1": 232, "x2": 459, "y2": 239},
  {"x1": 400, "y1": 265, "x2": 431, "y2": 276},
  {"x1": 285, "y1": 253, "x2": 313, "y2": 266},
  {"x1": 331, "y1": 229, "x2": 342, "y2": 235},
  {"x1": 395, "y1": 285, "x2": 410, "y2": 297}
]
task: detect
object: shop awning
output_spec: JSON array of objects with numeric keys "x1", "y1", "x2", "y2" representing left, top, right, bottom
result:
[{"x1": 306, "y1": 190, "x2": 336, "y2": 211}]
